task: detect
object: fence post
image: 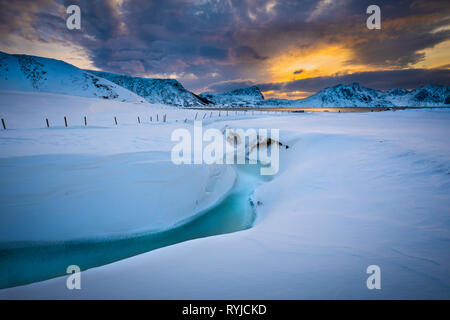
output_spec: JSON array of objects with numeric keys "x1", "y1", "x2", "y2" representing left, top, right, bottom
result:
[
  {"x1": 163, "y1": 114, "x2": 166, "y2": 122},
  {"x1": 138, "y1": 116, "x2": 140, "y2": 124},
  {"x1": 150, "y1": 116, "x2": 152, "y2": 122},
  {"x1": 84, "y1": 116, "x2": 87, "y2": 126},
  {"x1": 1, "y1": 118, "x2": 6, "y2": 130},
  {"x1": 64, "y1": 116, "x2": 68, "y2": 128},
  {"x1": 114, "y1": 116, "x2": 118, "y2": 125},
  {"x1": 46, "y1": 118, "x2": 50, "y2": 128},
  {"x1": 157, "y1": 114, "x2": 159, "y2": 121}
]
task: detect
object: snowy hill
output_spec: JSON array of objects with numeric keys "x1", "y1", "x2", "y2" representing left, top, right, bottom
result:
[
  {"x1": 90, "y1": 71, "x2": 211, "y2": 108},
  {"x1": 292, "y1": 83, "x2": 393, "y2": 107},
  {"x1": 0, "y1": 52, "x2": 146, "y2": 103},
  {"x1": 259, "y1": 98, "x2": 295, "y2": 107},
  {"x1": 403, "y1": 84, "x2": 450, "y2": 106},
  {"x1": 200, "y1": 83, "x2": 449, "y2": 108},
  {"x1": 262, "y1": 83, "x2": 450, "y2": 108},
  {"x1": 200, "y1": 86, "x2": 264, "y2": 107},
  {"x1": 1, "y1": 51, "x2": 447, "y2": 108}
]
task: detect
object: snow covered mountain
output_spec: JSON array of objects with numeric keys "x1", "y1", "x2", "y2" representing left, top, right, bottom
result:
[
  {"x1": 291, "y1": 83, "x2": 394, "y2": 107},
  {"x1": 0, "y1": 52, "x2": 145, "y2": 103},
  {"x1": 262, "y1": 83, "x2": 450, "y2": 108},
  {"x1": 294, "y1": 83, "x2": 450, "y2": 107},
  {"x1": 400, "y1": 84, "x2": 450, "y2": 106},
  {"x1": 90, "y1": 71, "x2": 211, "y2": 108},
  {"x1": 1, "y1": 51, "x2": 447, "y2": 108},
  {"x1": 199, "y1": 86, "x2": 264, "y2": 107},
  {"x1": 200, "y1": 83, "x2": 448, "y2": 108}
]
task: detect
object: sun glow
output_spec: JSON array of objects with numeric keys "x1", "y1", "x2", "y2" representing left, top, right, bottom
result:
[
  {"x1": 413, "y1": 39, "x2": 450, "y2": 69},
  {"x1": 265, "y1": 45, "x2": 367, "y2": 83}
]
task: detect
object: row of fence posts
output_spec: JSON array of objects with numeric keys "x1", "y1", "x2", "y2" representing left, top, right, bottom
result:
[
  {"x1": 37, "y1": 114, "x2": 168, "y2": 128},
  {"x1": 191, "y1": 110, "x2": 255, "y2": 122},
  {"x1": 0, "y1": 111, "x2": 262, "y2": 130}
]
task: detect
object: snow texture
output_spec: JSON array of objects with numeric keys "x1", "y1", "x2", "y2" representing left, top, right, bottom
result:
[{"x1": 1, "y1": 89, "x2": 449, "y2": 298}]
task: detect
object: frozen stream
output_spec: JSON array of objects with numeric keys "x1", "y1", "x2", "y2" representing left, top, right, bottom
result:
[{"x1": 0, "y1": 153, "x2": 267, "y2": 289}]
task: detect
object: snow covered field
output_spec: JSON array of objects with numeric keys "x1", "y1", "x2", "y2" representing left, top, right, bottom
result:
[{"x1": 0, "y1": 90, "x2": 449, "y2": 299}]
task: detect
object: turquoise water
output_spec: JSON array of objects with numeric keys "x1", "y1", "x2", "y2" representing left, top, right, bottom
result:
[{"x1": 0, "y1": 164, "x2": 266, "y2": 289}]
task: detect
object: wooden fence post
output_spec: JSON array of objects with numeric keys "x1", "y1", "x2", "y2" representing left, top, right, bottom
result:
[
  {"x1": 46, "y1": 118, "x2": 50, "y2": 128},
  {"x1": 163, "y1": 114, "x2": 166, "y2": 122},
  {"x1": 64, "y1": 116, "x2": 68, "y2": 127},
  {"x1": 157, "y1": 114, "x2": 159, "y2": 121},
  {"x1": 150, "y1": 116, "x2": 152, "y2": 122},
  {"x1": 1, "y1": 118, "x2": 6, "y2": 130},
  {"x1": 138, "y1": 116, "x2": 140, "y2": 124},
  {"x1": 84, "y1": 116, "x2": 87, "y2": 126},
  {"x1": 114, "y1": 117, "x2": 118, "y2": 125}
]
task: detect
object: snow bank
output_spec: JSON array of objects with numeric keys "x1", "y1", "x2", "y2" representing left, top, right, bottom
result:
[
  {"x1": 2, "y1": 109, "x2": 449, "y2": 298},
  {"x1": 0, "y1": 91, "x2": 237, "y2": 241}
]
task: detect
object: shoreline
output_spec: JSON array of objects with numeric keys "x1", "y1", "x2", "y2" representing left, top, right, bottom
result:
[{"x1": 185, "y1": 106, "x2": 450, "y2": 113}]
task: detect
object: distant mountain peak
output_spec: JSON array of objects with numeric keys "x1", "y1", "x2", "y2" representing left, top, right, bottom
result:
[
  {"x1": 288, "y1": 82, "x2": 449, "y2": 107},
  {"x1": 386, "y1": 88, "x2": 409, "y2": 96},
  {"x1": 199, "y1": 85, "x2": 264, "y2": 107},
  {"x1": 228, "y1": 85, "x2": 264, "y2": 97},
  {"x1": 89, "y1": 71, "x2": 210, "y2": 107}
]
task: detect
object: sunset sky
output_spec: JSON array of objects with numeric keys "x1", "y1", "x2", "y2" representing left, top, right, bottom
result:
[{"x1": 0, "y1": 0, "x2": 449, "y2": 99}]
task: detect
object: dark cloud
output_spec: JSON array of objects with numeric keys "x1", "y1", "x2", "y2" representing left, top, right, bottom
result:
[
  {"x1": 206, "y1": 80, "x2": 256, "y2": 92},
  {"x1": 259, "y1": 68, "x2": 450, "y2": 94},
  {"x1": 231, "y1": 46, "x2": 267, "y2": 61},
  {"x1": 0, "y1": 0, "x2": 63, "y2": 41},
  {"x1": 0, "y1": 0, "x2": 449, "y2": 95}
]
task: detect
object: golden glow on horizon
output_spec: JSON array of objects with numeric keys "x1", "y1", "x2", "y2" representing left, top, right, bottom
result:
[
  {"x1": 259, "y1": 38, "x2": 450, "y2": 99},
  {"x1": 413, "y1": 40, "x2": 450, "y2": 69},
  {"x1": 265, "y1": 45, "x2": 369, "y2": 83},
  {"x1": 263, "y1": 90, "x2": 309, "y2": 100}
]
